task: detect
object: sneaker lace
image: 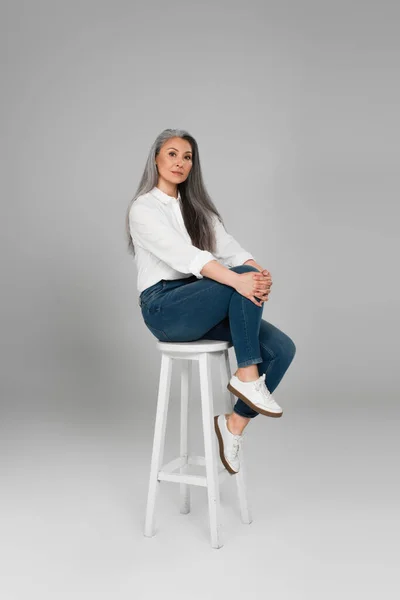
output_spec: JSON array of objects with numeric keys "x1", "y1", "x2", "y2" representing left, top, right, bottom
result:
[
  {"x1": 254, "y1": 373, "x2": 272, "y2": 401},
  {"x1": 231, "y1": 434, "x2": 245, "y2": 459}
]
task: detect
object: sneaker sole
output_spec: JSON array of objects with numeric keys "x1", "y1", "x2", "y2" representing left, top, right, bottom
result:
[
  {"x1": 227, "y1": 383, "x2": 283, "y2": 418},
  {"x1": 213, "y1": 416, "x2": 239, "y2": 475}
]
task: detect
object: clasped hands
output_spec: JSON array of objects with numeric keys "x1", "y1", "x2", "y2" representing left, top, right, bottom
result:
[
  {"x1": 252, "y1": 268, "x2": 272, "y2": 305},
  {"x1": 242, "y1": 259, "x2": 273, "y2": 306}
]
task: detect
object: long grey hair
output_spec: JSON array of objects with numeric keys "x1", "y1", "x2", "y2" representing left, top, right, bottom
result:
[{"x1": 125, "y1": 128, "x2": 226, "y2": 257}]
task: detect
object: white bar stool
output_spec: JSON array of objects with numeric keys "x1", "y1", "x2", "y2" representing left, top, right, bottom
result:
[{"x1": 143, "y1": 339, "x2": 252, "y2": 549}]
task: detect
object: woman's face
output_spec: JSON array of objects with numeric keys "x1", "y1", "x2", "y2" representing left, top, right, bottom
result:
[{"x1": 155, "y1": 137, "x2": 193, "y2": 187}]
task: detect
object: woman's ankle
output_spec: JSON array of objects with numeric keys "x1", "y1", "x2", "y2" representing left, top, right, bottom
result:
[
  {"x1": 226, "y1": 412, "x2": 250, "y2": 435},
  {"x1": 235, "y1": 364, "x2": 259, "y2": 382}
]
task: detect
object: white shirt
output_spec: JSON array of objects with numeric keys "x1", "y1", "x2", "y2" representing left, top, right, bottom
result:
[{"x1": 129, "y1": 186, "x2": 254, "y2": 293}]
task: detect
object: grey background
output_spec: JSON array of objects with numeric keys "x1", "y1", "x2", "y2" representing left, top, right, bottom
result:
[{"x1": 1, "y1": 1, "x2": 398, "y2": 598}]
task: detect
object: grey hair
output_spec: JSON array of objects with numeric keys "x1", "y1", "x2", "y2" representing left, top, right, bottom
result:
[{"x1": 125, "y1": 128, "x2": 226, "y2": 257}]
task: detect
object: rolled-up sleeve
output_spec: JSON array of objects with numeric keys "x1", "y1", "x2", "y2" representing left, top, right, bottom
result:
[
  {"x1": 212, "y1": 215, "x2": 254, "y2": 267},
  {"x1": 129, "y1": 203, "x2": 216, "y2": 278}
]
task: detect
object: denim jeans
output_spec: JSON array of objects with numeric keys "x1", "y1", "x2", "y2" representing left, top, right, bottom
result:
[{"x1": 139, "y1": 265, "x2": 296, "y2": 418}]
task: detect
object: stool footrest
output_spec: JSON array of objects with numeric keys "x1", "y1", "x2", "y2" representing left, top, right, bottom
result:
[{"x1": 157, "y1": 455, "x2": 231, "y2": 487}]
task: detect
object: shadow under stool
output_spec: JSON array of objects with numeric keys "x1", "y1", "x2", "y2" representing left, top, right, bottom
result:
[{"x1": 143, "y1": 339, "x2": 253, "y2": 549}]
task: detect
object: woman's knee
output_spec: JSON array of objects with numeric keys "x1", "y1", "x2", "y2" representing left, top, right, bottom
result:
[
  {"x1": 281, "y1": 334, "x2": 296, "y2": 364},
  {"x1": 260, "y1": 323, "x2": 296, "y2": 365}
]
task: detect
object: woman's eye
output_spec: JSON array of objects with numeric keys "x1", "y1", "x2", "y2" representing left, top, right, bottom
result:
[{"x1": 168, "y1": 151, "x2": 191, "y2": 160}]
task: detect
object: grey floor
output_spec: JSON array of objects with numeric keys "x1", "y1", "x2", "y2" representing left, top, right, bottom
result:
[{"x1": 1, "y1": 389, "x2": 398, "y2": 600}]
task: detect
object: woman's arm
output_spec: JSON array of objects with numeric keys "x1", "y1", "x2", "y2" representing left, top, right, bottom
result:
[
  {"x1": 200, "y1": 259, "x2": 241, "y2": 288},
  {"x1": 200, "y1": 217, "x2": 265, "y2": 288},
  {"x1": 200, "y1": 259, "x2": 269, "y2": 307},
  {"x1": 129, "y1": 202, "x2": 216, "y2": 278}
]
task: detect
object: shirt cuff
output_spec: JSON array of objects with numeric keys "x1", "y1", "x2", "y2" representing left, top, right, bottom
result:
[
  {"x1": 228, "y1": 252, "x2": 255, "y2": 267},
  {"x1": 189, "y1": 251, "x2": 216, "y2": 278}
]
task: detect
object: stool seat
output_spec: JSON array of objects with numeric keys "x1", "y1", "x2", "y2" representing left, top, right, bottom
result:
[
  {"x1": 156, "y1": 339, "x2": 232, "y2": 353},
  {"x1": 144, "y1": 339, "x2": 252, "y2": 549}
]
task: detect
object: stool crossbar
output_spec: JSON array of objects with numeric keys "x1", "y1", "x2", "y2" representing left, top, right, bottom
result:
[{"x1": 143, "y1": 339, "x2": 252, "y2": 549}]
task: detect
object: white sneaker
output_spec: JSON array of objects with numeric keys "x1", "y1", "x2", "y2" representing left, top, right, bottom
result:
[
  {"x1": 228, "y1": 373, "x2": 283, "y2": 418},
  {"x1": 214, "y1": 414, "x2": 245, "y2": 475}
]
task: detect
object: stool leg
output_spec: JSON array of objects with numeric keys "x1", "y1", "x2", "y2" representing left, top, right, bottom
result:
[
  {"x1": 144, "y1": 353, "x2": 173, "y2": 538},
  {"x1": 180, "y1": 359, "x2": 192, "y2": 514},
  {"x1": 220, "y1": 349, "x2": 253, "y2": 525},
  {"x1": 199, "y1": 353, "x2": 223, "y2": 549}
]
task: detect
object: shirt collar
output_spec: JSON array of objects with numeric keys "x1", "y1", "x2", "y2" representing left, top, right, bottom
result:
[{"x1": 150, "y1": 186, "x2": 181, "y2": 205}]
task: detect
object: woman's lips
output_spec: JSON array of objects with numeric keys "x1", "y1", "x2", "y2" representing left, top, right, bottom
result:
[{"x1": 172, "y1": 171, "x2": 183, "y2": 175}]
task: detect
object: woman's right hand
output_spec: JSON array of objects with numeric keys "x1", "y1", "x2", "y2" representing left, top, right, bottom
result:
[{"x1": 234, "y1": 272, "x2": 272, "y2": 307}]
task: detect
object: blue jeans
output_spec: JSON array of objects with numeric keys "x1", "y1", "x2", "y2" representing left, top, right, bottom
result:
[{"x1": 139, "y1": 265, "x2": 296, "y2": 418}]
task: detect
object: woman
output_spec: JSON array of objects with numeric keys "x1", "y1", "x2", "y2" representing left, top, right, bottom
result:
[{"x1": 126, "y1": 128, "x2": 296, "y2": 475}]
